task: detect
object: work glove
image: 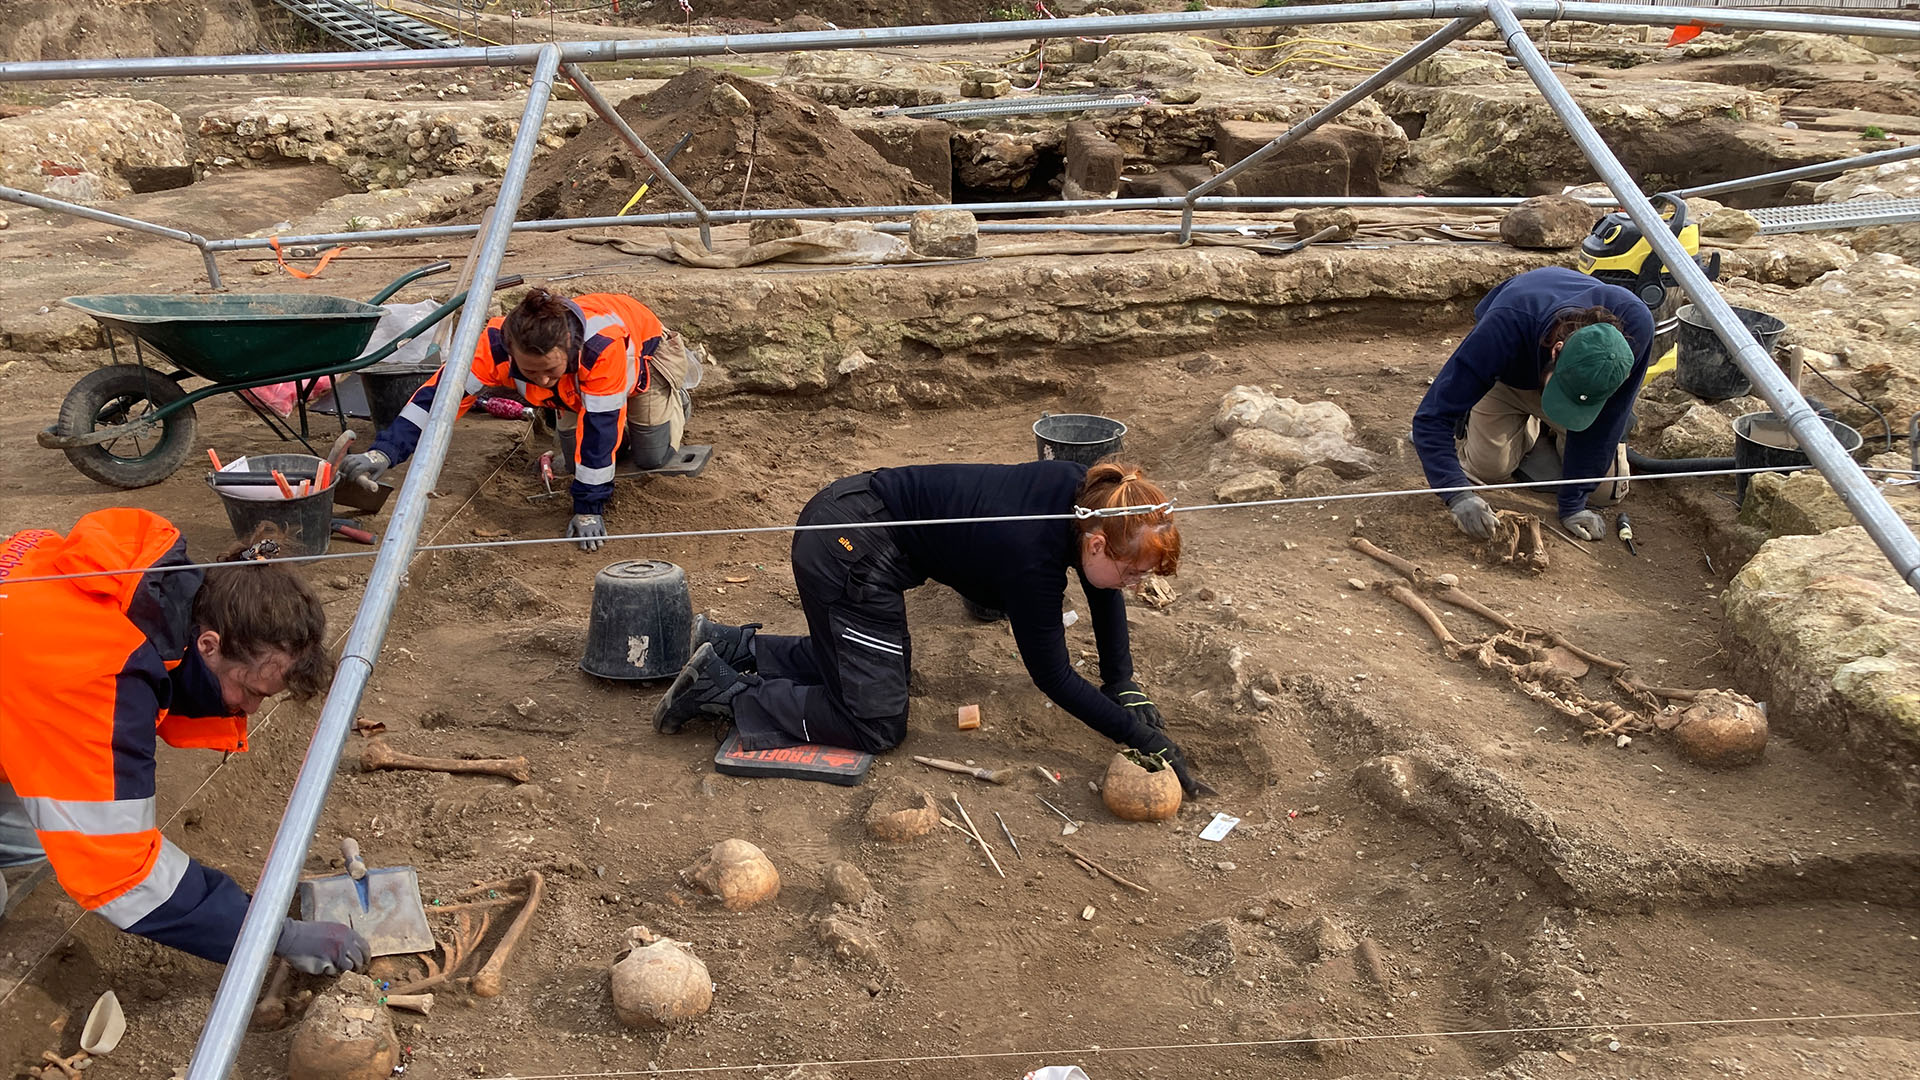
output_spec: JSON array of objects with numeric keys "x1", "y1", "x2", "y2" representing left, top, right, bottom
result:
[
  {"x1": 566, "y1": 513, "x2": 608, "y2": 553},
  {"x1": 1102, "y1": 678, "x2": 1166, "y2": 731},
  {"x1": 339, "y1": 450, "x2": 390, "y2": 492},
  {"x1": 1562, "y1": 509, "x2": 1607, "y2": 541},
  {"x1": 1447, "y1": 492, "x2": 1499, "y2": 541},
  {"x1": 275, "y1": 917, "x2": 370, "y2": 976},
  {"x1": 1135, "y1": 730, "x2": 1217, "y2": 799}
]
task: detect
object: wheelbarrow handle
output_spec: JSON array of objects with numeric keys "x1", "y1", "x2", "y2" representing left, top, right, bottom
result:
[{"x1": 366, "y1": 260, "x2": 454, "y2": 306}]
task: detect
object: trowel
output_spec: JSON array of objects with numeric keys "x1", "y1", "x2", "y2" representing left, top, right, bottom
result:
[{"x1": 295, "y1": 838, "x2": 434, "y2": 957}]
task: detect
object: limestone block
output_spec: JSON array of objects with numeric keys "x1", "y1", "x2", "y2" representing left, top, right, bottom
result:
[
  {"x1": 1734, "y1": 31, "x2": 1882, "y2": 66},
  {"x1": 1085, "y1": 35, "x2": 1245, "y2": 89},
  {"x1": 908, "y1": 209, "x2": 978, "y2": 259},
  {"x1": 1294, "y1": 208, "x2": 1357, "y2": 242},
  {"x1": 1653, "y1": 404, "x2": 1735, "y2": 460},
  {"x1": 1064, "y1": 121, "x2": 1125, "y2": 201},
  {"x1": 1701, "y1": 205, "x2": 1761, "y2": 243},
  {"x1": 1723, "y1": 526, "x2": 1920, "y2": 804},
  {"x1": 1499, "y1": 195, "x2": 1597, "y2": 250},
  {"x1": 1407, "y1": 53, "x2": 1517, "y2": 86},
  {"x1": 1212, "y1": 120, "x2": 1395, "y2": 198}
]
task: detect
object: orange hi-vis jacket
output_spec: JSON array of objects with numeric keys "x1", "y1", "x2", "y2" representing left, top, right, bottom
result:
[
  {"x1": 368, "y1": 293, "x2": 665, "y2": 515},
  {"x1": 0, "y1": 509, "x2": 254, "y2": 962}
]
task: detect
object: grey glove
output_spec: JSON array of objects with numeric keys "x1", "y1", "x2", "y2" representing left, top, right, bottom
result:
[
  {"x1": 339, "y1": 450, "x2": 389, "y2": 492},
  {"x1": 567, "y1": 513, "x2": 608, "y2": 552},
  {"x1": 1447, "y1": 492, "x2": 1499, "y2": 541},
  {"x1": 275, "y1": 917, "x2": 370, "y2": 976},
  {"x1": 1562, "y1": 509, "x2": 1607, "y2": 541}
]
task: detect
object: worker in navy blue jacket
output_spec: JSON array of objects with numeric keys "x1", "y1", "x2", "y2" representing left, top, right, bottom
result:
[
  {"x1": 650, "y1": 461, "x2": 1214, "y2": 797},
  {"x1": 1411, "y1": 267, "x2": 1653, "y2": 541}
]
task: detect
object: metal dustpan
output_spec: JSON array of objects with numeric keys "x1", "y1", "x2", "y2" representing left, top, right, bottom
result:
[{"x1": 295, "y1": 838, "x2": 434, "y2": 956}]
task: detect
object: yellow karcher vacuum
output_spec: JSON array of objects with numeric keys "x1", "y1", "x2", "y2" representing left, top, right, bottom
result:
[{"x1": 1577, "y1": 192, "x2": 1721, "y2": 383}]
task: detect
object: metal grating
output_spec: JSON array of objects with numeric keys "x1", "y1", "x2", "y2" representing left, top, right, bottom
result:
[
  {"x1": 266, "y1": 0, "x2": 463, "y2": 52},
  {"x1": 1750, "y1": 197, "x2": 1920, "y2": 234}
]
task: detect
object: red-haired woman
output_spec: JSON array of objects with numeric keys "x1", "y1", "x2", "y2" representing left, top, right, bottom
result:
[
  {"x1": 339, "y1": 288, "x2": 696, "y2": 551},
  {"x1": 652, "y1": 461, "x2": 1212, "y2": 796}
]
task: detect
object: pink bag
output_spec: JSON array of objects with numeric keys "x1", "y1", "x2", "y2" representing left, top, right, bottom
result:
[{"x1": 242, "y1": 382, "x2": 301, "y2": 418}]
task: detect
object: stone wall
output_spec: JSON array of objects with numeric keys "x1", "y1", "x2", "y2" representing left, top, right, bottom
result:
[{"x1": 196, "y1": 97, "x2": 593, "y2": 191}]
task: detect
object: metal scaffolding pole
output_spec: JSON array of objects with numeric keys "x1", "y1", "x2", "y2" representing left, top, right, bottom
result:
[
  {"x1": 1488, "y1": 0, "x2": 1920, "y2": 596},
  {"x1": 179, "y1": 42, "x2": 565, "y2": 1080},
  {"x1": 1179, "y1": 15, "x2": 1482, "y2": 243},
  {"x1": 1676, "y1": 143, "x2": 1920, "y2": 201},
  {"x1": 0, "y1": 3, "x2": 1492, "y2": 81},
  {"x1": 0, "y1": 184, "x2": 225, "y2": 290},
  {"x1": 561, "y1": 62, "x2": 713, "y2": 250},
  {"x1": 6, "y1": 2, "x2": 1917, "y2": 85},
  {"x1": 1506, "y1": 1, "x2": 1920, "y2": 40}
]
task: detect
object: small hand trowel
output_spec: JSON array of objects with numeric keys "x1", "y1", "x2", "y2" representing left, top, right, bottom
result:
[{"x1": 295, "y1": 838, "x2": 434, "y2": 957}]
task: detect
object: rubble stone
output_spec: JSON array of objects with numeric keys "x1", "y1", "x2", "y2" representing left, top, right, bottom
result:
[
  {"x1": 908, "y1": 209, "x2": 978, "y2": 259},
  {"x1": 1213, "y1": 120, "x2": 1398, "y2": 197},
  {"x1": 0, "y1": 97, "x2": 187, "y2": 200},
  {"x1": 1407, "y1": 53, "x2": 1518, "y2": 86},
  {"x1": 1499, "y1": 195, "x2": 1597, "y2": 250},
  {"x1": 1215, "y1": 470, "x2": 1287, "y2": 504},
  {"x1": 1212, "y1": 387, "x2": 1380, "y2": 479}
]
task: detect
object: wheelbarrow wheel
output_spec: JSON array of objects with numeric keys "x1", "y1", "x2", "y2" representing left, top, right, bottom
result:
[{"x1": 57, "y1": 364, "x2": 197, "y2": 489}]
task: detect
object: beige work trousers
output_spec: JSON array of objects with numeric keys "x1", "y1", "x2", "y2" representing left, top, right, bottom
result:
[{"x1": 1458, "y1": 382, "x2": 1630, "y2": 507}]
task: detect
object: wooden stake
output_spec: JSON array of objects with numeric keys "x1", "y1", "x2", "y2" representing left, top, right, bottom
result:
[{"x1": 1054, "y1": 842, "x2": 1150, "y2": 894}]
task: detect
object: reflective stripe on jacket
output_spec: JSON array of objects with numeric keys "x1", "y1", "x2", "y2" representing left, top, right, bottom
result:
[
  {"x1": 0, "y1": 509, "x2": 253, "y2": 963},
  {"x1": 369, "y1": 293, "x2": 666, "y2": 515}
]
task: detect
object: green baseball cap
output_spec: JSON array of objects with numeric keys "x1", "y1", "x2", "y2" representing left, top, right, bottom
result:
[{"x1": 1541, "y1": 323, "x2": 1633, "y2": 432}]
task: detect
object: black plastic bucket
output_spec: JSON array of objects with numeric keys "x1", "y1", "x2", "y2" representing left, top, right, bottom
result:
[
  {"x1": 1034, "y1": 413, "x2": 1126, "y2": 467},
  {"x1": 1675, "y1": 304, "x2": 1787, "y2": 401},
  {"x1": 208, "y1": 452, "x2": 334, "y2": 555},
  {"x1": 579, "y1": 560, "x2": 692, "y2": 681},
  {"x1": 361, "y1": 365, "x2": 438, "y2": 436},
  {"x1": 1732, "y1": 411, "x2": 1864, "y2": 503}
]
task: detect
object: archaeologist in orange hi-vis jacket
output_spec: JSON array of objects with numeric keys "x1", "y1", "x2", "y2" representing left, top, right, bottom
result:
[
  {"x1": 0, "y1": 509, "x2": 369, "y2": 974},
  {"x1": 339, "y1": 288, "x2": 699, "y2": 553}
]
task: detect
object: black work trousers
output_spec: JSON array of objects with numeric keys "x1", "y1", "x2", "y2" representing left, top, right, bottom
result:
[{"x1": 732, "y1": 473, "x2": 924, "y2": 752}]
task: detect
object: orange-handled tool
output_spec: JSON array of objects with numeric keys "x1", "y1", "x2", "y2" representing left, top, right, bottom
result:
[
  {"x1": 271, "y1": 470, "x2": 296, "y2": 499},
  {"x1": 316, "y1": 461, "x2": 333, "y2": 490},
  {"x1": 208, "y1": 448, "x2": 224, "y2": 472}
]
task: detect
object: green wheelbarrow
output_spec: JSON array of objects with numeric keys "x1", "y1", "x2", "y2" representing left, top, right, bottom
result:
[{"x1": 39, "y1": 261, "x2": 520, "y2": 490}]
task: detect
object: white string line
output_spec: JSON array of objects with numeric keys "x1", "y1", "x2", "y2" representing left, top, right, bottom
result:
[
  {"x1": 7, "y1": 463, "x2": 1916, "y2": 587},
  {"x1": 469, "y1": 1009, "x2": 1920, "y2": 1079},
  {"x1": 0, "y1": 452, "x2": 520, "y2": 1014}
]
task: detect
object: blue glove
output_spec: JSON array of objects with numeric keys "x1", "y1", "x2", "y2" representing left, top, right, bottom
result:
[
  {"x1": 276, "y1": 917, "x2": 370, "y2": 976},
  {"x1": 567, "y1": 513, "x2": 608, "y2": 552}
]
